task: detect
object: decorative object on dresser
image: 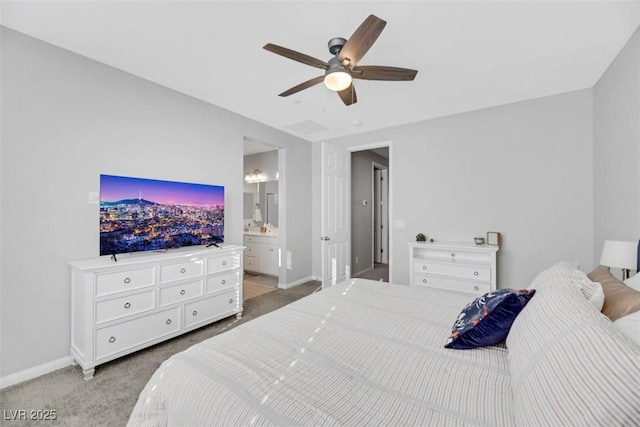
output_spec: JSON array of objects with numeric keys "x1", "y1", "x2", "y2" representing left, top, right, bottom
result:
[
  {"x1": 416, "y1": 233, "x2": 426, "y2": 242},
  {"x1": 69, "y1": 245, "x2": 244, "y2": 380},
  {"x1": 408, "y1": 241, "x2": 498, "y2": 295},
  {"x1": 599, "y1": 240, "x2": 637, "y2": 279},
  {"x1": 486, "y1": 231, "x2": 501, "y2": 246}
]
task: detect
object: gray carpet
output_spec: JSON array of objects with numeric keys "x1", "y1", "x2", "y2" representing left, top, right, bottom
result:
[{"x1": 0, "y1": 281, "x2": 320, "y2": 427}]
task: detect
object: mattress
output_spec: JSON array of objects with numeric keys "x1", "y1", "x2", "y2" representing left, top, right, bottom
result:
[{"x1": 128, "y1": 278, "x2": 514, "y2": 426}]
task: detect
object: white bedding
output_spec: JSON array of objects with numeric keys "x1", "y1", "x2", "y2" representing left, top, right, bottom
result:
[{"x1": 129, "y1": 279, "x2": 514, "y2": 426}]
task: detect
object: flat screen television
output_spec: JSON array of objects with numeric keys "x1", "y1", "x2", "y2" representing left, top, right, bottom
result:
[{"x1": 100, "y1": 174, "x2": 224, "y2": 256}]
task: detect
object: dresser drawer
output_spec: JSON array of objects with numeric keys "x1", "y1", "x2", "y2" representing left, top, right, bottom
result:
[
  {"x1": 95, "y1": 307, "x2": 180, "y2": 360},
  {"x1": 417, "y1": 249, "x2": 491, "y2": 264},
  {"x1": 414, "y1": 274, "x2": 490, "y2": 295},
  {"x1": 159, "y1": 260, "x2": 203, "y2": 284},
  {"x1": 95, "y1": 290, "x2": 155, "y2": 324},
  {"x1": 206, "y1": 271, "x2": 240, "y2": 293},
  {"x1": 207, "y1": 253, "x2": 239, "y2": 274},
  {"x1": 95, "y1": 267, "x2": 155, "y2": 297},
  {"x1": 184, "y1": 289, "x2": 239, "y2": 328},
  {"x1": 159, "y1": 280, "x2": 203, "y2": 307},
  {"x1": 414, "y1": 260, "x2": 490, "y2": 281}
]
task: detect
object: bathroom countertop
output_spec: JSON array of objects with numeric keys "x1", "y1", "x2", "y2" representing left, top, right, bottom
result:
[{"x1": 244, "y1": 230, "x2": 278, "y2": 237}]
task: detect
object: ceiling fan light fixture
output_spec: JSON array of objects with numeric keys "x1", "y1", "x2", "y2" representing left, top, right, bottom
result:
[{"x1": 324, "y1": 68, "x2": 352, "y2": 91}]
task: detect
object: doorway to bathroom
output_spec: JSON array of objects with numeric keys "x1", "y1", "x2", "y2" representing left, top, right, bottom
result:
[{"x1": 243, "y1": 138, "x2": 281, "y2": 300}]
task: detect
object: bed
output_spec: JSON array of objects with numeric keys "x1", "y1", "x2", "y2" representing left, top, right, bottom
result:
[{"x1": 128, "y1": 263, "x2": 640, "y2": 426}]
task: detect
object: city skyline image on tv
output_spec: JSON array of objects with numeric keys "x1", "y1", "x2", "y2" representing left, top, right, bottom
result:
[{"x1": 100, "y1": 174, "x2": 224, "y2": 256}]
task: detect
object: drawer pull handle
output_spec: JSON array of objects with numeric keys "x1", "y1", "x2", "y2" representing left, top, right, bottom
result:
[
  {"x1": 451, "y1": 253, "x2": 456, "y2": 258},
  {"x1": 180, "y1": 268, "x2": 186, "y2": 273},
  {"x1": 166, "y1": 319, "x2": 172, "y2": 325},
  {"x1": 422, "y1": 278, "x2": 427, "y2": 284},
  {"x1": 192, "y1": 310, "x2": 198, "y2": 316},
  {"x1": 124, "y1": 302, "x2": 131, "y2": 309},
  {"x1": 228, "y1": 298, "x2": 234, "y2": 304},
  {"x1": 124, "y1": 277, "x2": 131, "y2": 284},
  {"x1": 109, "y1": 336, "x2": 116, "y2": 343},
  {"x1": 221, "y1": 279, "x2": 226, "y2": 285},
  {"x1": 422, "y1": 265, "x2": 427, "y2": 270},
  {"x1": 474, "y1": 285, "x2": 479, "y2": 291},
  {"x1": 222, "y1": 261, "x2": 227, "y2": 266},
  {"x1": 180, "y1": 289, "x2": 186, "y2": 295},
  {"x1": 474, "y1": 271, "x2": 479, "y2": 276}
]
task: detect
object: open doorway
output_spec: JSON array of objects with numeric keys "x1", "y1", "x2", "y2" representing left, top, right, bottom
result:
[
  {"x1": 243, "y1": 138, "x2": 281, "y2": 300},
  {"x1": 351, "y1": 147, "x2": 389, "y2": 282}
]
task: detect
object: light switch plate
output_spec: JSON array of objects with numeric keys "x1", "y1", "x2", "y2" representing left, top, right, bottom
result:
[
  {"x1": 394, "y1": 219, "x2": 406, "y2": 228},
  {"x1": 88, "y1": 191, "x2": 99, "y2": 204}
]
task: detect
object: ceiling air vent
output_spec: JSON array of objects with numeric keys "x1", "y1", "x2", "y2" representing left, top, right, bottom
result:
[{"x1": 284, "y1": 120, "x2": 329, "y2": 135}]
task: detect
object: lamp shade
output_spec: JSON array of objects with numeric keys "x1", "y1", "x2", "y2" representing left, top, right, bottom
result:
[
  {"x1": 324, "y1": 70, "x2": 352, "y2": 91},
  {"x1": 599, "y1": 240, "x2": 637, "y2": 269}
]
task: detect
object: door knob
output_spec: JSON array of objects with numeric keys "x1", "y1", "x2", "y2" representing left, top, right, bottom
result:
[{"x1": 320, "y1": 236, "x2": 330, "y2": 241}]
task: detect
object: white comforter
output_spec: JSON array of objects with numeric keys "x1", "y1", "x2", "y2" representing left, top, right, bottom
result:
[{"x1": 128, "y1": 279, "x2": 514, "y2": 426}]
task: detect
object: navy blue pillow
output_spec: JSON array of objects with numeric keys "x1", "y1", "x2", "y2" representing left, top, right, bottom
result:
[{"x1": 445, "y1": 289, "x2": 535, "y2": 349}]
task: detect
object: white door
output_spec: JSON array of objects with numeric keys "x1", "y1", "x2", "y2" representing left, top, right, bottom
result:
[{"x1": 321, "y1": 142, "x2": 351, "y2": 289}]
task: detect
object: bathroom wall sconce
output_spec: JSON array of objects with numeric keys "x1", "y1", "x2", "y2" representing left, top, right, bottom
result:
[{"x1": 245, "y1": 169, "x2": 265, "y2": 183}]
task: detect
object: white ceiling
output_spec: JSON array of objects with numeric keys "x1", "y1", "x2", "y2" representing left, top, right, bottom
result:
[{"x1": 3, "y1": 1, "x2": 640, "y2": 143}]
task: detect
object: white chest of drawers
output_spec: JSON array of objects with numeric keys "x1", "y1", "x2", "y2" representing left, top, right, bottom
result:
[
  {"x1": 408, "y1": 241, "x2": 498, "y2": 295},
  {"x1": 69, "y1": 245, "x2": 243, "y2": 380}
]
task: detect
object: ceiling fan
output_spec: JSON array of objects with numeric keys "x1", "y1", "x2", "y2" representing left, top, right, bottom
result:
[{"x1": 263, "y1": 14, "x2": 418, "y2": 106}]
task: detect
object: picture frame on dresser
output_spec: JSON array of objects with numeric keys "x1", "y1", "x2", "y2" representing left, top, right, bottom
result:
[{"x1": 486, "y1": 231, "x2": 501, "y2": 246}]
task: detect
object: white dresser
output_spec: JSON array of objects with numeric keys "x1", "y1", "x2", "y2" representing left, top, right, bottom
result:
[
  {"x1": 408, "y1": 241, "x2": 498, "y2": 295},
  {"x1": 69, "y1": 245, "x2": 244, "y2": 380}
]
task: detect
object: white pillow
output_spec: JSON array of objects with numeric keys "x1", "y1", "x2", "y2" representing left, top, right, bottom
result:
[
  {"x1": 623, "y1": 273, "x2": 640, "y2": 291},
  {"x1": 527, "y1": 261, "x2": 580, "y2": 290},
  {"x1": 614, "y1": 311, "x2": 640, "y2": 347},
  {"x1": 527, "y1": 262, "x2": 604, "y2": 310},
  {"x1": 507, "y1": 284, "x2": 640, "y2": 426}
]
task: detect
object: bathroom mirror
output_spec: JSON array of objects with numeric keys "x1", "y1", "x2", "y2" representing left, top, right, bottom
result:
[
  {"x1": 243, "y1": 192, "x2": 254, "y2": 218},
  {"x1": 243, "y1": 181, "x2": 278, "y2": 227}
]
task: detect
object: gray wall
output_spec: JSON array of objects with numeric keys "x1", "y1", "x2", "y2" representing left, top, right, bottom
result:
[
  {"x1": 593, "y1": 26, "x2": 640, "y2": 264},
  {"x1": 0, "y1": 28, "x2": 312, "y2": 377},
  {"x1": 314, "y1": 90, "x2": 594, "y2": 289},
  {"x1": 351, "y1": 150, "x2": 388, "y2": 275}
]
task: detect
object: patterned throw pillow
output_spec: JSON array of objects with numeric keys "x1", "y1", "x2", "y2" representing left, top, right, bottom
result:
[{"x1": 445, "y1": 289, "x2": 536, "y2": 349}]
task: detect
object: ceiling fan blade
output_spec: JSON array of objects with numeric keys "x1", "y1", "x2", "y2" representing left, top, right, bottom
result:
[
  {"x1": 352, "y1": 65, "x2": 418, "y2": 81},
  {"x1": 263, "y1": 43, "x2": 329, "y2": 70},
  {"x1": 337, "y1": 84, "x2": 357, "y2": 106},
  {"x1": 278, "y1": 75, "x2": 325, "y2": 97},
  {"x1": 338, "y1": 15, "x2": 386, "y2": 66}
]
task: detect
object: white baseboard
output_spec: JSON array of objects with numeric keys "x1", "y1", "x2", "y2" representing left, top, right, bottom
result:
[
  {"x1": 0, "y1": 356, "x2": 73, "y2": 390},
  {"x1": 278, "y1": 275, "x2": 318, "y2": 289},
  {"x1": 352, "y1": 267, "x2": 373, "y2": 277}
]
